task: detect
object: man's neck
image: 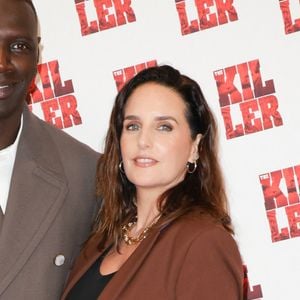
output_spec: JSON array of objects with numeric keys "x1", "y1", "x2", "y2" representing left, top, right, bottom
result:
[{"x1": 0, "y1": 111, "x2": 23, "y2": 150}]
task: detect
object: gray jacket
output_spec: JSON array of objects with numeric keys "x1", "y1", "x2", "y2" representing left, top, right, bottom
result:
[{"x1": 0, "y1": 105, "x2": 99, "y2": 299}]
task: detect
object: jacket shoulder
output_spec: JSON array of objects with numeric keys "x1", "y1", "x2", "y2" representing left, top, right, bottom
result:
[
  {"x1": 171, "y1": 214, "x2": 243, "y2": 299},
  {"x1": 30, "y1": 112, "x2": 99, "y2": 162},
  {"x1": 166, "y1": 212, "x2": 230, "y2": 240}
]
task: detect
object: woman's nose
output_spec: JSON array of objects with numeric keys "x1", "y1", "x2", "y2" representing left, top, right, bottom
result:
[{"x1": 137, "y1": 129, "x2": 152, "y2": 149}]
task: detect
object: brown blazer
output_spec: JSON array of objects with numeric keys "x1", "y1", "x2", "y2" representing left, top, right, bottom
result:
[
  {"x1": 61, "y1": 213, "x2": 244, "y2": 300},
  {"x1": 0, "y1": 106, "x2": 99, "y2": 299}
]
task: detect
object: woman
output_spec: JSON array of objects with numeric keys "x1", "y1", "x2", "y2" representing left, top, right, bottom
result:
[{"x1": 61, "y1": 65, "x2": 243, "y2": 299}]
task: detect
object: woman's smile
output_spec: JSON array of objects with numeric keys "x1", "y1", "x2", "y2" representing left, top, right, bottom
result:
[{"x1": 133, "y1": 157, "x2": 158, "y2": 168}]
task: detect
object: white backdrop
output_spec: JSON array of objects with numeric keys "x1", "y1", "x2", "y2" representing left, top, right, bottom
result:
[{"x1": 30, "y1": 1, "x2": 300, "y2": 299}]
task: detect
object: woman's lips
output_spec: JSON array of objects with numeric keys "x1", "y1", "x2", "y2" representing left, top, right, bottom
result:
[{"x1": 134, "y1": 157, "x2": 158, "y2": 167}]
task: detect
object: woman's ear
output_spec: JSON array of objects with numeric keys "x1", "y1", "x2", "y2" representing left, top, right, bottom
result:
[{"x1": 188, "y1": 133, "x2": 202, "y2": 162}]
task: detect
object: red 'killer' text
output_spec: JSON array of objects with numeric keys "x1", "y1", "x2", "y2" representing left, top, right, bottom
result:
[
  {"x1": 113, "y1": 60, "x2": 157, "y2": 91},
  {"x1": 214, "y1": 59, "x2": 283, "y2": 139},
  {"x1": 175, "y1": 0, "x2": 238, "y2": 35},
  {"x1": 279, "y1": 0, "x2": 300, "y2": 34},
  {"x1": 75, "y1": 0, "x2": 136, "y2": 36},
  {"x1": 243, "y1": 265, "x2": 264, "y2": 300},
  {"x1": 28, "y1": 60, "x2": 82, "y2": 129},
  {"x1": 260, "y1": 164, "x2": 300, "y2": 242}
]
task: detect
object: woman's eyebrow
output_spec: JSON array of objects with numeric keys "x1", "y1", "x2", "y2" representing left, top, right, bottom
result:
[
  {"x1": 124, "y1": 115, "x2": 139, "y2": 121},
  {"x1": 123, "y1": 115, "x2": 178, "y2": 124},
  {"x1": 155, "y1": 116, "x2": 178, "y2": 124}
]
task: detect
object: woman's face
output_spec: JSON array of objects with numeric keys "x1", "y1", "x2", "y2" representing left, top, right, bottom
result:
[{"x1": 120, "y1": 82, "x2": 201, "y2": 198}]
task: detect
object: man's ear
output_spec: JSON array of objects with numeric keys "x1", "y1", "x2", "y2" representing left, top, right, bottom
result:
[{"x1": 37, "y1": 36, "x2": 41, "y2": 63}]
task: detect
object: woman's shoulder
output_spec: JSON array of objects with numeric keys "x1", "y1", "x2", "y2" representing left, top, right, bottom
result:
[
  {"x1": 155, "y1": 212, "x2": 241, "y2": 269},
  {"x1": 171, "y1": 211, "x2": 223, "y2": 230},
  {"x1": 162, "y1": 211, "x2": 234, "y2": 245}
]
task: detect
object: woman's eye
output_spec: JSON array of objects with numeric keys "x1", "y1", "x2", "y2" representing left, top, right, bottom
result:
[
  {"x1": 126, "y1": 123, "x2": 140, "y2": 131},
  {"x1": 158, "y1": 124, "x2": 172, "y2": 132}
]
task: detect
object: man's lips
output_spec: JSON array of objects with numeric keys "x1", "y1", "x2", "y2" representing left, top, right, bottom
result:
[
  {"x1": 0, "y1": 83, "x2": 15, "y2": 100},
  {"x1": 134, "y1": 157, "x2": 158, "y2": 167}
]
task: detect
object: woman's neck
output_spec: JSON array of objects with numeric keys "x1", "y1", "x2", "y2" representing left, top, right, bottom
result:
[{"x1": 134, "y1": 189, "x2": 161, "y2": 233}]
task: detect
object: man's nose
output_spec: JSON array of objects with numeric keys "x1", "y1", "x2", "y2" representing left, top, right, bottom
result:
[{"x1": 0, "y1": 46, "x2": 12, "y2": 73}]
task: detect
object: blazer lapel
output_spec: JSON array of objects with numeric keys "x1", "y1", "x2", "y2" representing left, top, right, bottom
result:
[
  {"x1": 62, "y1": 227, "x2": 163, "y2": 300},
  {"x1": 99, "y1": 228, "x2": 162, "y2": 300},
  {"x1": 61, "y1": 234, "x2": 105, "y2": 299},
  {"x1": 0, "y1": 107, "x2": 68, "y2": 294}
]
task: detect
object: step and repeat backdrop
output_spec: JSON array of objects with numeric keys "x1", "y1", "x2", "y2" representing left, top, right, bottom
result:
[{"x1": 30, "y1": 1, "x2": 300, "y2": 299}]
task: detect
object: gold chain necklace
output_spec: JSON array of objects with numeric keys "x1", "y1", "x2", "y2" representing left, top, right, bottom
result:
[{"x1": 121, "y1": 216, "x2": 159, "y2": 246}]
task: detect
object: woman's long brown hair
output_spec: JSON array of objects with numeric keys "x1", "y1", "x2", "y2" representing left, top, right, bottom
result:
[{"x1": 93, "y1": 65, "x2": 233, "y2": 250}]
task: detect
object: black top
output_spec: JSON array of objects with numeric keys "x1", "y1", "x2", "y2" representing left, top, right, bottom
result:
[{"x1": 66, "y1": 247, "x2": 116, "y2": 300}]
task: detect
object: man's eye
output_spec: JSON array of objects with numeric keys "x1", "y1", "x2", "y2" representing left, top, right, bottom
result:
[{"x1": 11, "y1": 43, "x2": 30, "y2": 51}]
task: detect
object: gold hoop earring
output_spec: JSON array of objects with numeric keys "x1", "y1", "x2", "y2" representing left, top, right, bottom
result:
[
  {"x1": 186, "y1": 161, "x2": 197, "y2": 174},
  {"x1": 119, "y1": 161, "x2": 125, "y2": 174}
]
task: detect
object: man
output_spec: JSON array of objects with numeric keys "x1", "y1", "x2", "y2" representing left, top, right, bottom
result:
[{"x1": 0, "y1": 0, "x2": 99, "y2": 298}]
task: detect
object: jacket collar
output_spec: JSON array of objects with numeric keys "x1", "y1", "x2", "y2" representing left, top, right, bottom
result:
[{"x1": 61, "y1": 226, "x2": 164, "y2": 300}]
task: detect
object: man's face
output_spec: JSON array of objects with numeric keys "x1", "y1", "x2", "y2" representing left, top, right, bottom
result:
[{"x1": 0, "y1": 0, "x2": 39, "y2": 120}]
